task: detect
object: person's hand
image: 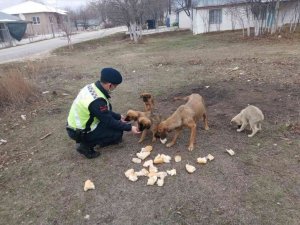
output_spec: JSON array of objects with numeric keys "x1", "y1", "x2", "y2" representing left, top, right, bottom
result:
[
  {"x1": 131, "y1": 126, "x2": 141, "y2": 134},
  {"x1": 121, "y1": 114, "x2": 126, "y2": 122}
]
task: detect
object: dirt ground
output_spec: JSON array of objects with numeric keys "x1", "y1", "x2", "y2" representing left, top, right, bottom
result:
[{"x1": 0, "y1": 30, "x2": 299, "y2": 225}]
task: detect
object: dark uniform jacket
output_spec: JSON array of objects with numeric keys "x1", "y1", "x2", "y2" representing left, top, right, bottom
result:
[{"x1": 88, "y1": 81, "x2": 131, "y2": 131}]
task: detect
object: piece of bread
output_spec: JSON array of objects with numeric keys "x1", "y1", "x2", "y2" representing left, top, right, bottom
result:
[
  {"x1": 84, "y1": 180, "x2": 95, "y2": 191},
  {"x1": 185, "y1": 164, "x2": 196, "y2": 173}
]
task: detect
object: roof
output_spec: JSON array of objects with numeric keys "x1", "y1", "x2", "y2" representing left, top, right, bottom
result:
[
  {"x1": 0, "y1": 11, "x2": 27, "y2": 23},
  {"x1": 1, "y1": 1, "x2": 67, "y2": 15},
  {"x1": 196, "y1": 0, "x2": 247, "y2": 8},
  {"x1": 195, "y1": 0, "x2": 292, "y2": 8}
]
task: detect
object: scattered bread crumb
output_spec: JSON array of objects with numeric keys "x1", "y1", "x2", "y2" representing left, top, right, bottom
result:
[
  {"x1": 143, "y1": 160, "x2": 153, "y2": 167},
  {"x1": 124, "y1": 169, "x2": 138, "y2": 181},
  {"x1": 136, "y1": 151, "x2": 150, "y2": 160},
  {"x1": 197, "y1": 157, "x2": 207, "y2": 164},
  {"x1": 125, "y1": 169, "x2": 135, "y2": 178},
  {"x1": 136, "y1": 168, "x2": 149, "y2": 176},
  {"x1": 132, "y1": 158, "x2": 142, "y2": 164},
  {"x1": 141, "y1": 145, "x2": 153, "y2": 152},
  {"x1": 226, "y1": 149, "x2": 235, "y2": 156},
  {"x1": 128, "y1": 174, "x2": 138, "y2": 182},
  {"x1": 161, "y1": 154, "x2": 171, "y2": 163},
  {"x1": 157, "y1": 178, "x2": 164, "y2": 186},
  {"x1": 174, "y1": 155, "x2": 181, "y2": 162},
  {"x1": 206, "y1": 154, "x2": 214, "y2": 161},
  {"x1": 160, "y1": 138, "x2": 167, "y2": 144},
  {"x1": 84, "y1": 180, "x2": 95, "y2": 191},
  {"x1": 149, "y1": 165, "x2": 158, "y2": 173},
  {"x1": 153, "y1": 154, "x2": 171, "y2": 164},
  {"x1": 147, "y1": 176, "x2": 158, "y2": 185},
  {"x1": 185, "y1": 164, "x2": 196, "y2": 174},
  {"x1": 167, "y1": 169, "x2": 177, "y2": 176},
  {"x1": 153, "y1": 154, "x2": 164, "y2": 164}
]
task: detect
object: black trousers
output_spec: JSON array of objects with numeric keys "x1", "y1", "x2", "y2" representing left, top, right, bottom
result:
[{"x1": 67, "y1": 123, "x2": 123, "y2": 148}]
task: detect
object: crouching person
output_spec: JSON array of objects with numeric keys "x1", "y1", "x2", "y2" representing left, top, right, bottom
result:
[{"x1": 66, "y1": 67, "x2": 140, "y2": 159}]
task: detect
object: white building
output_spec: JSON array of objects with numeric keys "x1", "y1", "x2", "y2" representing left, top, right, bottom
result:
[{"x1": 177, "y1": 0, "x2": 300, "y2": 35}]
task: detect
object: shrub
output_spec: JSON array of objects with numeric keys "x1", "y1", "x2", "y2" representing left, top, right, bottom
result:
[
  {"x1": 172, "y1": 22, "x2": 179, "y2": 27},
  {"x1": 0, "y1": 69, "x2": 38, "y2": 110}
]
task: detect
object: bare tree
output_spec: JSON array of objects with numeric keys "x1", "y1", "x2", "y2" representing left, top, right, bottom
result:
[
  {"x1": 89, "y1": 0, "x2": 168, "y2": 43},
  {"x1": 173, "y1": 0, "x2": 193, "y2": 17},
  {"x1": 225, "y1": 0, "x2": 300, "y2": 37},
  {"x1": 144, "y1": 0, "x2": 169, "y2": 25},
  {"x1": 172, "y1": 0, "x2": 198, "y2": 29},
  {"x1": 104, "y1": 0, "x2": 145, "y2": 42},
  {"x1": 61, "y1": 20, "x2": 73, "y2": 49},
  {"x1": 89, "y1": 0, "x2": 110, "y2": 25},
  {"x1": 289, "y1": 0, "x2": 300, "y2": 32}
]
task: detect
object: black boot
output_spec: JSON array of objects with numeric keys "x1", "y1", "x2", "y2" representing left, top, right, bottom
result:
[{"x1": 76, "y1": 143, "x2": 100, "y2": 159}]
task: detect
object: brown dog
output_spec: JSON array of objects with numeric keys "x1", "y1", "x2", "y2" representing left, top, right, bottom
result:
[
  {"x1": 125, "y1": 109, "x2": 161, "y2": 143},
  {"x1": 140, "y1": 93, "x2": 155, "y2": 112},
  {"x1": 155, "y1": 94, "x2": 209, "y2": 151}
]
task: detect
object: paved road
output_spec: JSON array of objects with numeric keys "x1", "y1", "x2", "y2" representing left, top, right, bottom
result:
[{"x1": 0, "y1": 26, "x2": 127, "y2": 64}]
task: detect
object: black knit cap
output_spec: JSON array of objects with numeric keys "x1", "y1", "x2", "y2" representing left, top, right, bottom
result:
[{"x1": 100, "y1": 68, "x2": 122, "y2": 85}]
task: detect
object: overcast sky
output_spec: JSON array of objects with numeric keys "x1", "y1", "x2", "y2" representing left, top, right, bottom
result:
[{"x1": 0, "y1": 0, "x2": 88, "y2": 10}]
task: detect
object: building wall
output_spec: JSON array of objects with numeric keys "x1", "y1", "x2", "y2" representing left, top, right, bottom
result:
[
  {"x1": 169, "y1": 13, "x2": 177, "y2": 26},
  {"x1": 193, "y1": 5, "x2": 249, "y2": 34},
  {"x1": 192, "y1": 1, "x2": 299, "y2": 35},
  {"x1": 178, "y1": 10, "x2": 192, "y2": 29},
  {"x1": 21, "y1": 12, "x2": 62, "y2": 36}
]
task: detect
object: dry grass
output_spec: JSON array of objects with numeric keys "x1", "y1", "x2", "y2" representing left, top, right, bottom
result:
[{"x1": 0, "y1": 68, "x2": 38, "y2": 110}]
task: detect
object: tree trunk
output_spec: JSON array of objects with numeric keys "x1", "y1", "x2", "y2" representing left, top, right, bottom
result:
[
  {"x1": 130, "y1": 22, "x2": 139, "y2": 43},
  {"x1": 271, "y1": 0, "x2": 280, "y2": 34},
  {"x1": 128, "y1": 26, "x2": 133, "y2": 41}
]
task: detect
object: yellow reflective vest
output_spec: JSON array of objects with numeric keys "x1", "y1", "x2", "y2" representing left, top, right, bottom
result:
[{"x1": 67, "y1": 83, "x2": 109, "y2": 132}]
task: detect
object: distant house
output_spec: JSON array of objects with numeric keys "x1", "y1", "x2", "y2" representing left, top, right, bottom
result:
[
  {"x1": 1, "y1": 0, "x2": 67, "y2": 37},
  {"x1": 177, "y1": 0, "x2": 300, "y2": 35},
  {"x1": 0, "y1": 12, "x2": 28, "y2": 47}
]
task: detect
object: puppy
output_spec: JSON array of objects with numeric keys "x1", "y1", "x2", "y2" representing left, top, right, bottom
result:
[
  {"x1": 125, "y1": 110, "x2": 160, "y2": 143},
  {"x1": 140, "y1": 93, "x2": 155, "y2": 112},
  {"x1": 231, "y1": 105, "x2": 264, "y2": 137},
  {"x1": 154, "y1": 94, "x2": 209, "y2": 151},
  {"x1": 124, "y1": 109, "x2": 149, "y2": 122}
]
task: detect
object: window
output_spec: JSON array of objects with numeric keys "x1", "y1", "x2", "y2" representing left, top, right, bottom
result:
[
  {"x1": 32, "y1": 16, "x2": 40, "y2": 25},
  {"x1": 209, "y1": 9, "x2": 222, "y2": 24}
]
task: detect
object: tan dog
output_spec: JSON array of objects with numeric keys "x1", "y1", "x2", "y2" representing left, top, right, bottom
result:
[
  {"x1": 125, "y1": 110, "x2": 161, "y2": 143},
  {"x1": 231, "y1": 105, "x2": 264, "y2": 137},
  {"x1": 155, "y1": 94, "x2": 209, "y2": 151},
  {"x1": 140, "y1": 93, "x2": 155, "y2": 112}
]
